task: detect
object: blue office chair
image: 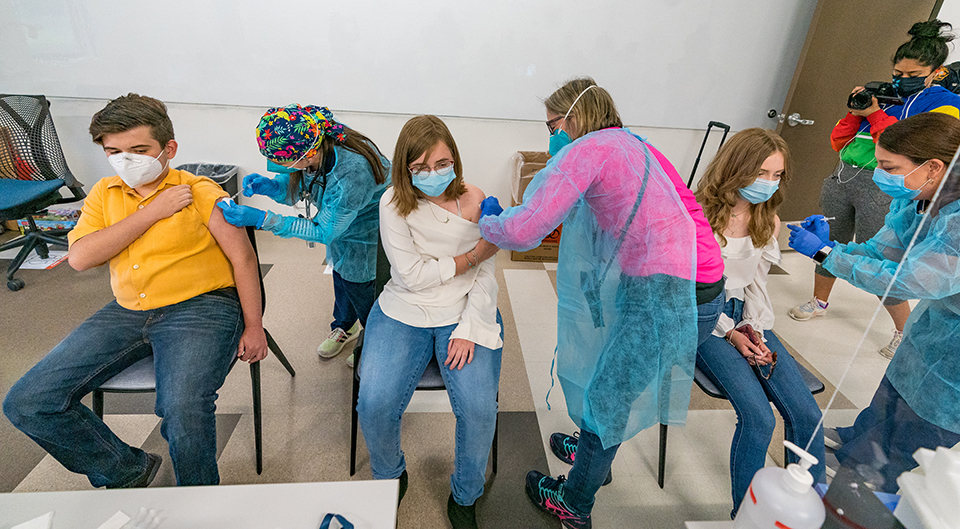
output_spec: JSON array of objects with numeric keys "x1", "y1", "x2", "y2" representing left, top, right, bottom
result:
[{"x1": 0, "y1": 94, "x2": 85, "y2": 291}]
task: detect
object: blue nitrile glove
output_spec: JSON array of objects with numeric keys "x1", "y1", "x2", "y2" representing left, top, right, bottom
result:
[
  {"x1": 242, "y1": 172, "x2": 282, "y2": 198},
  {"x1": 788, "y1": 224, "x2": 835, "y2": 258},
  {"x1": 799, "y1": 214, "x2": 831, "y2": 243},
  {"x1": 217, "y1": 199, "x2": 267, "y2": 229},
  {"x1": 480, "y1": 196, "x2": 504, "y2": 218}
]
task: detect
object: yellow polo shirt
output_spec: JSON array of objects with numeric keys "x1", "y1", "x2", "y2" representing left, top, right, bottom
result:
[{"x1": 68, "y1": 169, "x2": 235, "y2": 311}]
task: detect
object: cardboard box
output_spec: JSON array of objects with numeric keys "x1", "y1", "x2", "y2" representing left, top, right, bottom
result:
[{"x1": 509, "y1": 151, "x2": 563, "y2": 263}]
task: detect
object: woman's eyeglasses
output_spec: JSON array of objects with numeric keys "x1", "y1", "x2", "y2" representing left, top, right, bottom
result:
[
  {"x1": 409, "y1": 159, "x2": 454, "y2": 175},
  {"x1": 546, "y1": 116, "x2": 564, "y2": 134}
]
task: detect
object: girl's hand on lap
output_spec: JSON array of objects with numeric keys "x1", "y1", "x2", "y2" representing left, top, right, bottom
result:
[
  {"x1": 445, "y1": 338, "x2": 475, "y2": 370},
  {"x1": 727, "y1": 331, "x2": 770, "y2": 366}
]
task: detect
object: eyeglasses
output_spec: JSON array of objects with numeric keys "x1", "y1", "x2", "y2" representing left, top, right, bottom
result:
[
  {"x1": 546, "y1": 116, "x2": 564, "y2": 134},
  {"x1": 409, "y1": 159, "x2": 454, "y2": 175},
  {"x1": 754, "y1": 350, "x2": 778, "y2": 380}
]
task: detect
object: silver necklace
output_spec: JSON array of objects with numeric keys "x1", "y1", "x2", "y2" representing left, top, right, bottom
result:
[{"x1": 429, "y1": 201, "x2": 450, "y2": 223}]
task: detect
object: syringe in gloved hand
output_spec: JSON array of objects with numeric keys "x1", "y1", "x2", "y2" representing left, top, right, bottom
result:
[{"x1": 785, "y1": 217, "x2": 835, "y2": 226}]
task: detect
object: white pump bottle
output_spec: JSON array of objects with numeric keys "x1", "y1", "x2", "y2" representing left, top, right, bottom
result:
[{"x1": 732, "y1": 440, "x2": 826, "y2": 529}]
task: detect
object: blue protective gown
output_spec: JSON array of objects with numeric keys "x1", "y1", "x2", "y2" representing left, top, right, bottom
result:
[
  {"x1": 480, "y1": 128, "x2": 698, "y2": 449},
  {"x1": 823, "y1": 197, "x2": 960, "y2": 434},
  {"x1": 259, "y1": 145, "x2": 391, "y2": 283}
]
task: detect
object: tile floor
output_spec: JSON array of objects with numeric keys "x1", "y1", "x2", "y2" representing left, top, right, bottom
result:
[{"x1": 0, "y1": 230, "x2": 917, "y2": 528}]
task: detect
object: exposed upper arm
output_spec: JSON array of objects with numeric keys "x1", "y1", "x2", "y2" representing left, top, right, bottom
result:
[
  {"x1": 461, "y1": 183, "x2": 486, "y2": 223},
  {"x1": 208, "y1": 203, "x2": 256, "y2": 263},
  {"x1": 773, "y1": 215, "x2": 781, "y2": 239}
]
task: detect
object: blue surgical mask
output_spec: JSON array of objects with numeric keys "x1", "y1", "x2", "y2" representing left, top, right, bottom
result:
[
  {"x1": 738, "y1": 178, "x2": 780, "y2": 204},
  {"x1": 872, "y1": 162, "x2": 930, "y2": 199},
  {"x1": 267, "y1": 160, "x2": 299, "y2": 174},
  {"x1": 413, "y1": 165, "x2": 457, "y2": 197},
  {"x1": 549, "y1": 129, "x2": 572, "y2": 156}
]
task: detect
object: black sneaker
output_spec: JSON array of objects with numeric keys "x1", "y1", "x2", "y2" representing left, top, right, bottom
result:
[
  {"x1": 549, "y1": 432, "x2": 613, "y2": 486},
  {"x1": 525, "y1": 470, "x2": 591, "y2": 529},
  {"x1": 112, "y1": 453, "x2": 161, "y2": 489},
  {"x1": 447, "y1": 493, "x2": 478, "y2": 529}
]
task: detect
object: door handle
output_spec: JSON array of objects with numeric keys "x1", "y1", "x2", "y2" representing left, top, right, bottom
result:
[{"x1": 777, "y1": 112, "x2": 815, "y2": 127}]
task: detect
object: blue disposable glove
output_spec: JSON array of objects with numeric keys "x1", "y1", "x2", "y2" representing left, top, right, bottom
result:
[
  {"x1": 788, "y1": 224, "x2": 835, "y2": 258},
  {"x1": 799, "y1": 214, "x2": 831, "y2": 244},
  {"x1": 480, "y1": 196, "x2": 504, "y2": 218},
  {"x1": 242, "y1": 173, "x2": 283, "y2": 198},
  {"x1": 217, "y1": 199, "x2": 267, "y2": 229}
]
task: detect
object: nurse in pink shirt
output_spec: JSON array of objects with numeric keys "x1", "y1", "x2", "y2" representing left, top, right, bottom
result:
[{"x1": 479, "y1": 77, "x2": 723, "y2": 529}]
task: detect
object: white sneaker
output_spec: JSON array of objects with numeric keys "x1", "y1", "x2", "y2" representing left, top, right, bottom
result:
[
  {"x1": 317, "y1": 321, "x2": 361, "y2": 358},
  {"x1": 879, "y1": 330, "x2": 903, "y2": 359},
  {"x1": 346, "y1": 353, "x2": 355, "y2": 368},
  {"x1": 788, "y1": 297, "x2": 828, "y2": 321}
]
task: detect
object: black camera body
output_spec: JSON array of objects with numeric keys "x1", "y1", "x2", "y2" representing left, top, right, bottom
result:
[{"x1": 847, "y1": 82, "x2": 904, "y2": 110}]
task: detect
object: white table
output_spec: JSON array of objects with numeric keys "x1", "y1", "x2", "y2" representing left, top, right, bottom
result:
[
  {"x1": 684, "y1": 522, "x2": 734, "y2": 529},
  {"x1": 0, "y1": 480, "x2": 398, "y2": 529}
]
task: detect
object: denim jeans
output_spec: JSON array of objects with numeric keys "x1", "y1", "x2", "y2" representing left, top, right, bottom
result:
[
  {"x1": 3, "y1": 288, "x2": 243, "y2": 487},
  {"x1": 356, "y1": 302, "x2": 503, "y2": 506},
  {"x1": 698, "y1": 290, "x2": 725, "y2": 347},
  {"x1": 331, "y1": 269, "x2": 375, "y2": 331},
  {"x1": 696, "y1": 297, "x2": 825, "y2": 517},
  {"x1": 835, "y1": 376, "x2": 960, "y2": 493}
]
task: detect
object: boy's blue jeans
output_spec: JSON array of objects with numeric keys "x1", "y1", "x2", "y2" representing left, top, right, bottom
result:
[
  {"x1": 356, "y1": 302, "x2": 503, "y2": 506},
  {"x1": 3, "y1": 288, "x2": 243, "y2": 487}
]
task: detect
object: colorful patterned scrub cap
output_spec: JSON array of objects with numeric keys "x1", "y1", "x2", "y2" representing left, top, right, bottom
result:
[{"x1": 255, "y1": 105, "x2": 347, "y2": 162}]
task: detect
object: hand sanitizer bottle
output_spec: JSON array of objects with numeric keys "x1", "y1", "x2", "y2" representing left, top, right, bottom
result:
[{"x1": 733, "y1": 440, "x2": 826, "y2": 529}]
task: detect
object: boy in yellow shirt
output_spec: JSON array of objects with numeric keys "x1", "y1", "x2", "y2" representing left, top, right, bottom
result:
[{"x1": 3, "y1": 94, "x2": 267, "y2": 487}]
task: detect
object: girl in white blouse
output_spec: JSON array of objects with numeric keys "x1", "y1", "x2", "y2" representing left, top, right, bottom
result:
[
  {"x1": 356, "y1": 115, "x2": 500, "y2": 529},
  {"x1": 693, "y1": 129, "x2": 824, "y2": 518}
]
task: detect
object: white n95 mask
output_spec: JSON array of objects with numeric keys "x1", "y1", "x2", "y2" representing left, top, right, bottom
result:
[{"x1": 108, "y1": 151, "x2": 168, "y2": 188}]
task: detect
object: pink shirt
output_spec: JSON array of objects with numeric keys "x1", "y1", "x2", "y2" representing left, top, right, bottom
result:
[{"x1": 649, "y1": 145, "x2": 724, "y2": 284}]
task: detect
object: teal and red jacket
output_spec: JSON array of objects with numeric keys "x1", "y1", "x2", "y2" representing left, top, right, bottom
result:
[{"x1": 831, "y1": 85, "x2": 960, "y2": 170}]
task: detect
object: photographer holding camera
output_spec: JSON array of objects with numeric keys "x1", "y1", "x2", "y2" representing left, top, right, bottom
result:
[{"x1": 788, "y1": 19, "x2": 960, "y2": 360}]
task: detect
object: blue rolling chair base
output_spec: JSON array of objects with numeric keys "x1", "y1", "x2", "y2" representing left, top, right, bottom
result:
[{"x1": 656, "y1": 361, "x2": 824, "y2": 489}]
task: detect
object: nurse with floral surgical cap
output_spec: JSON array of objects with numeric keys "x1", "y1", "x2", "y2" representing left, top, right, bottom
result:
[
  {"x1": 479, "y1": 77, "x2": 720, "y2": 529},
  {"x1": 219, "y1": 105, "x2": 390, "y2": 364}
]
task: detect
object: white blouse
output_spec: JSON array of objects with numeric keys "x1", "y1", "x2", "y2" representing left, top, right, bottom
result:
[
  {"x1": 712, "y1": 234, "x2": 782, "y2": 338},
  {"x1": 377, "y1": 187, "x2": 502, "y2": 350}
]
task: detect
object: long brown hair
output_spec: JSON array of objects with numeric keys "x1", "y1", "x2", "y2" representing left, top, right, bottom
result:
[
  {"x1": 694, "y1": 128, "x2": 791, "y2": 248},
  {"x1": 544, "y1": 77, "x2": 622, "y2": 139},
  {"x1": 287, "y1": 125, "x2": 388, "y2": 201},
  {"x1": 389, "y1": 115, "x2": 466, "y2": 218}
]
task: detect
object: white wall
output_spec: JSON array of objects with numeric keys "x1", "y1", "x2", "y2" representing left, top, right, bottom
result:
[
  {"x1": 940, "y1": 0, "x2": 960, "y2": 64},
  {"x1": 1, "y1": 0, "x2": 817, "y2": 131},
  {"x1": 50, "y1": 98, "x2": 738, "y2": 217}
]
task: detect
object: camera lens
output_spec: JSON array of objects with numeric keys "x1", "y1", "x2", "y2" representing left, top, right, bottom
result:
[{"x1": 847, "y1": 91, "x2": 872, "y2": 110}]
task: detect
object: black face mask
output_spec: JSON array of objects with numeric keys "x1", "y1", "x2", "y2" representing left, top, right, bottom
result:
[{"x1": 893, "y1": 75, "x2": 927, "y2": 97}]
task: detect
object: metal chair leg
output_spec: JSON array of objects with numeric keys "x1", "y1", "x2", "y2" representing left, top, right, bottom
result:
[
  {"x1": 350, "y1": 374, "x2": 360, "y2": 476},
  {"x1": 658, "y1": 423, "x2": 668, "y2": 489},
  {"x1": 93, "y1": 390, "x2": 104, "y2": 419},
  {"x1": 265, "y1": 329, "x2": 295, "y2": 377},
  {"x1": 492, "y1": 414, "x2": 499, "y2": 474},
  {"x1": 250, "y1": 361, "x2": 263, "y2": 475}
]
